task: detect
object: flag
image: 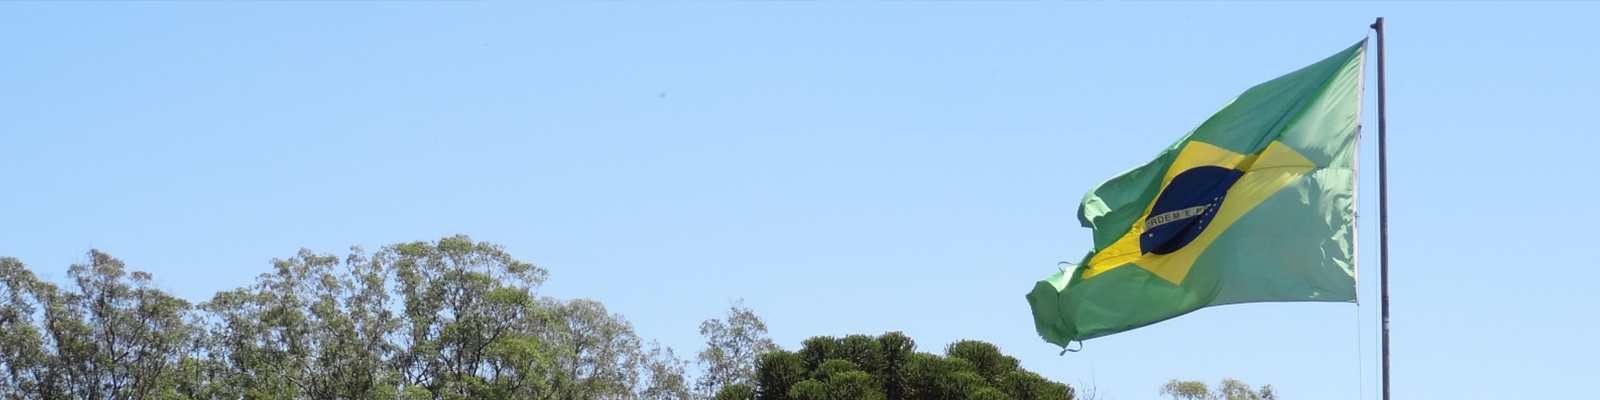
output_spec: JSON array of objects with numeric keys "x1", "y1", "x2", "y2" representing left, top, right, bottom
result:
[{"x1": 1028, "y1": 40, "x2": 1367, "y2": 346}]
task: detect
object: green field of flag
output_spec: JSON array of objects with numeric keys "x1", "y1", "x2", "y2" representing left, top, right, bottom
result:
[{"x1": 1028, "y1": 41, "x2": 1367, "y2": 346}]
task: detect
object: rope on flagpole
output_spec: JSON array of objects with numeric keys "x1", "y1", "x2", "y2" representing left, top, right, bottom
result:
[
  {"x1": 1059, "y1": 341, "x2": 1082, "y2": 355},
  {"x1": 1356, "y1": 298, "x2": 1366, "y2": 400}
]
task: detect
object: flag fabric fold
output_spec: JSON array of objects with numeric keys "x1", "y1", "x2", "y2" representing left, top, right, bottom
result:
[{"x1": 1028, "y1": 40, "x2": 1367, "y2": 346}]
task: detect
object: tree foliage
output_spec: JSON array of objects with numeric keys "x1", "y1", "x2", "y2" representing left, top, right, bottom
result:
[
  {"x1": 0, "y1": 236, "x2": 695, "y2": 400},
  {"x1": 1160, "y1": 378, "x2": 1277, "y2": 400},
  {"x1": 0, "y1": 251, "x2": 198, "y2": 400},
  {"x1": 2, "y1": 236, "x2": 1098, "y2": 400},
  {"x1": 696, "y1": 299, "x2": 779, "y2": 398},
  {"x1": 731, "y1": 332, "x2": 1073, "y2": 400}
]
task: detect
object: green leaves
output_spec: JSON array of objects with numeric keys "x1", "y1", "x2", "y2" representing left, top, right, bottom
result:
[
  {"x1": 1159, "y1": 379, "x2": 1277, "y2": 400},
  {"x1": 697, "y1": 299, "x2": 779, "y2": 397},
  {"x1": 0, "y1": 251, "x2": 204, "y2": 399},
  {"x1": 1, "y1": 236, "x2": 1087, "y2": 400},
  {"x1": 755, "y1": 351, "x2": 807, "y2": 400},
  {"x1": 0, "y1": 236, "x2": 694, "y2": 400},
  {"x1": 714, "y1": 384, "x2": 756, "y2": 400},
  {"x1": 757, "y1": 332, "x2": 1072, "y2": 400},
  {"x1": 944, "y1": 341, "x2": 1019, "y2": 383}
]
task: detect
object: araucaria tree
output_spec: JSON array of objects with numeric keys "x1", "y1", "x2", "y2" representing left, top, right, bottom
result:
[{"x1": 723, "y1": 332, "x2": 1074, "y2": 400}]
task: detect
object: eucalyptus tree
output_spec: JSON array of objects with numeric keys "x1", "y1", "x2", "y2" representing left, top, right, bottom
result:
[
  {"x1": 696, "y1": 299, "x2": 779, "y2": 397},
  {"x1": 381, "y1": 235, "x2": 552, "y2": 398},
  {"x1": 0, "y1": 257, "x2": 49, "y2": 398},
  {"x1": 1159, "y1": 379, "x2": 1277, "y2": 400},
  {"x1": 543, "y1": 298, "x2": 652, "y2": 399},
  {"x1": 638, "y1": 342, "x2": 694, "y2": 400},
  {"x1": 0, "y1": 251, "x2": 201, "y2": 400},
  {"x1": 200, "y1": 246, "x2": 406, "y2": 399},
  {"x1": 3, "y1": 235, "x2": 697, "y2": 400}
]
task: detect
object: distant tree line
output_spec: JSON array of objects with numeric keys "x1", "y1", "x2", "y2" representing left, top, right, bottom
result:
[
  {"x1": 0, "y1": 235, "x2": 1075, "y2": 400},
  {"x1": 1160, "y1": 378, "x2": 1276, "y2": 400}
]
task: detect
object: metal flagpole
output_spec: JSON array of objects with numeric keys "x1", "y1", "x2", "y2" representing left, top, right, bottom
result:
[{"x1": 1369, "y1": 16, "x2": 1391, "y2": 400}]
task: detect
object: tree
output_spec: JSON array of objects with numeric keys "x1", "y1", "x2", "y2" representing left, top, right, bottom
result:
[
  {"x1": 543, "y1": 297, "x2": 651, "y2": 400},
  {"x1": 749, "y1": 332, "x2": 1072, "y2": 400},
  {"x1": 696, "y1": 299, "x2": 778, "y2": 397},
  {"x1": 382, "y1": 236, "x2": 551, "y2": 398},
  {"x1": 714, "y1": 384, "x2": 755, "y2": 400},
  {"x1": 753, "y1": 350, "x2": 806, "y2": 400},
  {"x1": 1160, "y1": 379, "x2": 1277, "y2": 400},
  {"x1": 0, "y1": 257, "x2": 50, "y2": 398},
  {"x1": 1160, "y1": 380, "x2": 1211, "y2": 400},
  {"x1": 640, "y1": 342, "x2": 694, "y2": 400},
  {"x1": 944, "y1": 341, "x2": 1019, "y2": 383},
  {"x1": 875, "y1": 332, "x2": 915, "y2": 400},
  {"x1": 0, "y1": 251, "x2": 202, "y2": 400},
  {"x1": 200, "y1": 247, "x2": 400, "y2": 399},
  {"x1": 2, "y1": 235, "x2": 696, "y2": 400}
]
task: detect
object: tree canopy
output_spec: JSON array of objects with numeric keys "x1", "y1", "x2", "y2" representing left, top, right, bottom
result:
[
  {"x1": 2, "y1": 235, "x2": 1085, "y2": 400},
  {"x1": 722, "y1": 332, "x2": 1074, "y2": 400},
  {"x1": 0, "y1": 236, "x2": 690, "y2": 400},
  {"x1": 1159, "y1": 378, "x2": 1277, "y2": 400},
  {"x1": 696, "y1": 299, "x2": 779, "y2": 398}
]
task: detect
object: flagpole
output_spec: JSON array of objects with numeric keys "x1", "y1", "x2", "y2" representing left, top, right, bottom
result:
[{"x1": 1369, "y1": 17, "x2": 1391, "y2": 400}]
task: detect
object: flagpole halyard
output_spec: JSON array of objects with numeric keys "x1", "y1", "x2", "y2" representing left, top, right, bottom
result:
[{"x1": 1369, "y1": 16, "x2": 1392, "y2": 400}]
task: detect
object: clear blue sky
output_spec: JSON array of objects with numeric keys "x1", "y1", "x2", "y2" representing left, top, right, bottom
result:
[{"x1": 4, "y1": 3, "x2": 1595, "y2": 399}]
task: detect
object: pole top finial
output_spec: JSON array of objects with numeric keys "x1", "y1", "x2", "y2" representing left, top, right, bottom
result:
[{"x1": 1371, "y1": 17, "x2": 1384, "y2": 30}]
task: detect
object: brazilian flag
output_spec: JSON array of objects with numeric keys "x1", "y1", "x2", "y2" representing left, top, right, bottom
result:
[{"x1": 1028, "y1": 40, "x2": 1367, "y2": 345}]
